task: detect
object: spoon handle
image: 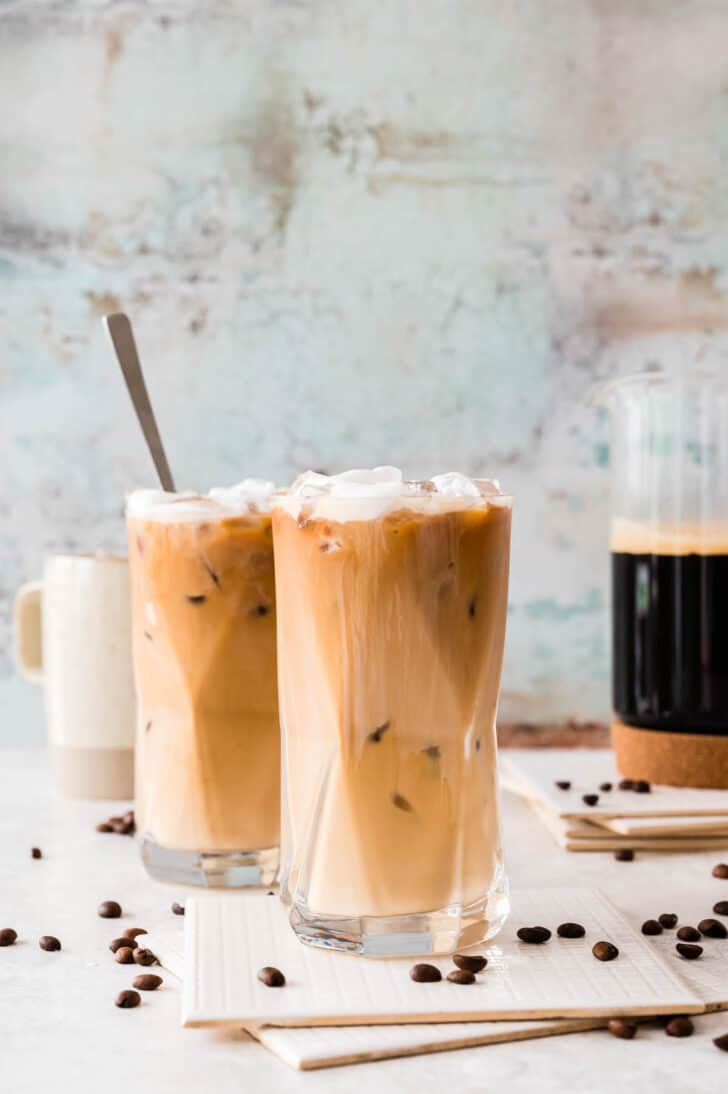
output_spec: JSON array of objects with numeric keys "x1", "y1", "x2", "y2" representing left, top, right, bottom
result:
[{"x1": 104, "y1": 313, "x2": 176, "y2": 492}]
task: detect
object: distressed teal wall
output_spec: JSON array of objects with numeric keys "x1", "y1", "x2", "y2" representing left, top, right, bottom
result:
[{"x1": 2, "y1": 1, "x2": 727, "y2": 744}]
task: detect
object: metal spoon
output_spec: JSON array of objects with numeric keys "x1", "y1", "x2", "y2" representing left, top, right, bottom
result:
[{"x1": 104, "y1": 312, "x2": 176, "y2": 492}]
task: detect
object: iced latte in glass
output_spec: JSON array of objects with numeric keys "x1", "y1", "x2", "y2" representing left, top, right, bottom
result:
[
  {"x1": 273, "y1": 467, "x2": 512, "y2": 954},
  {"x1": 127, "y1": 481, "x2": 279, "y2": 886}
]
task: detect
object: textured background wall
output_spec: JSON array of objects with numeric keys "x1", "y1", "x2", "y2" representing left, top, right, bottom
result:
[{"x1": 2, "y1": 1, "x2": 727, "y2": 746}]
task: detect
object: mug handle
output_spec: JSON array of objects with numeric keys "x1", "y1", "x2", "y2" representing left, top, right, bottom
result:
[{"x1": 14, "y1": 581, "x2": 44, "y2": 684}]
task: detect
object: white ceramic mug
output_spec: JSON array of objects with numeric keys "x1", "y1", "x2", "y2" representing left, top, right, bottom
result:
[{"x1": 14, "y1": 554, "x2": 136, "y2": 799}]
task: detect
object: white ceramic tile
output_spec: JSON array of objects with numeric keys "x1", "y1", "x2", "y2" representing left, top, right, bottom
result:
[{"x1": 181, "y1": 888, "x2": 702, "y2": 1028}]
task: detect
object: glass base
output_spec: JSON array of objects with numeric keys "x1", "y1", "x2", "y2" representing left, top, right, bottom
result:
[
  {"x1": 288, "y1": 872, "x2": 509, "y2": 957},
  {"x1": 141, "y1": 837, "x2": 279, "y2": 888}
]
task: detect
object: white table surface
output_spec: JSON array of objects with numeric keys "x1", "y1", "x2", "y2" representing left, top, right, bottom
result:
[{"x1": 2, "y1": 750, "x2": 727, "y2": 1094}]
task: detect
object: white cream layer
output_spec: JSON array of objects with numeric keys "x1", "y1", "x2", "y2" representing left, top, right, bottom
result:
[{"x1": 127, "y1": 479, "x2": 276, "y2": 522}]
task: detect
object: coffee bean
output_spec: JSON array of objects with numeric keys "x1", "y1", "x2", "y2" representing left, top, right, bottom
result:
[
  {"x1": 98, "y1": 901, "x2": 122, "y2": 919},
  {"x1": 641, "y1": 920, "x2": 662, "y2": 936},
  {"x1": 555, "y1": 781, "x2": 571, "y2": 791},
  {"x1": 714, "y1": 1033, "x2": 728, "y2": 1052},
  {"x1": 665, "y1": 1016, "x2": 694, "y2": 1038},
  {"x1": 257, "y1": 966, "x2": 285, "y2": 987},
  {"x1": 557, "y1": 922, "x2": 585, "y2": 939},
  {"x1": 115, "y1": 990, "x2": 141, "y2": 1009},
  {"x1": 447, "y1": 969, "x2": 475, "y2": 985},
  {"x1": 38, "y1": 936, "x2": 61, "y2": 951},
  {"x1": 713, "y1": 901, "x2": 728, "y2": 916},
  {"x1": 115, "y1": 947, "x2": 135, "y2": 964},
  {"x1": 96, "y1": 823, "x2": 113, "y2": 833},
  {"x1": 698, "y1": 918, "x2": 728, "y2": 939},
  {"x1": 410, "y1": 963, "x2": 442, "y2": 983},
  {"x1": 582, "y1": 794, "x2": 599, "y2": 806},
  {"x1": 517, "y1": 926, "x2": 551, "y2": 944},
  {"x1": 676, "y1": 926, "x2": 700, "y2": 942},
  {"x1": 133, "y1": 948, "x2": 158, "y2": 966},
  {"x1": 634, "y1": 780, "x2": 651, "y2": 794},
  {"x1": 607, "y1": 1018, "x2": 637, "y2": 1040},
  {"x1": 592, "y1": 941, "x2": 619, "y2": 962},
  {"x1": 614, "y1": 850, "x2": 635, "y2": 862},
  {"x1": 452, "y1": 954, "x2": 487, "y2": 973},
  {"x1": 0, "y1": 928, "x2": 17, "y2": 946},
  {"x1": 676, "y1": 943, "x2": 703, "y2": 960},
  {"x1": 171, "y1": 903, "x2": 185, "y2": 916},
  {"x1": 123, "y1": 928, "x2": 147, "y2": 940},
  {"x1": 712, "y1": 863, "x2": 728, "y2": 879},
  {"x1": 618, "y1": 779, "x2": 634, "y2": 791},
  {"x1": 599, "y1": 783, "x2": 613, "y2": 793},
  {"x1": 110, "y1": 937, "x2": 138, "y2": 953},
  {"x1": 133, "y1": 974, "x2": 163, "y2": 991},
  {"x1": 658, "y1": 913, "x2": 678, "y2": 929},
  {"x1": 31, "y1": 847, "x2": 42, "y2": 860}
]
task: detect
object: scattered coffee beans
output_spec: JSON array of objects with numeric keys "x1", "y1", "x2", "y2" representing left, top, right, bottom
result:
[
  {"x1": 634, "y1": 780, "x2": 651, "y2": 794},
  {"x1": 133, "y1": 974, "x2": 163, "y2": 991},
  {"x1": 582, "y1": 794, "x2": 599, "y2": 807},
  {"x1": 257, "y1": 966, "x2": 286, "y2": 987},
  {"x1": 641, "y1": 920, "x2": 662, "y2": 936},
  {"x1": 713, "y1": 901, "x2": 728, "y2": 916},
  {"x1": 592, "y1": 941, "x2": 619, "y2": 962},
  {"x1": 98, "y1": 901, "x2": 122, "y2": 919},
  {"x1": 517, "y1": 926, "x2": 551, "y2": 944},
  {"x1": 171, "y1": 903, "x2": 185, "y2": 916},
  {"x1": 698, "y1": 918, "x2": 728, "y2": 939},
  {"x1": 0, "y1": 928, "x2": 18, "y2": 946},
  {"x1": 453, "y1": 954, "x2": 487, "y2": 973},
  {"x1": 676, "y1": 943, "x2": 703, "y2": 960},
  {"x1": 614, "y1": 850, "x2": 635, "y2": 862},
  {"x1": 665, "y1": 1016, "x2": 694, "y2": 1038},
  {"x1": 658, "y1": 913, "x2": 678, "y2": 929},
  {"x1": 115, "y1": 947, "x2": 135, "y2": 964},
  {"x1": 599, "y1": 783, "x2": 613, "y2": 793},
  {"x1": 447, "y1": 969, "x2": 475, "y2": 985},
  {"x1": 38, "y1": 936, "x2": 61, "y2": 951},
  {"x1": 133, "y1": 948, "x2": 157, "y2": 967},
  {"x1": 555, "y1": 781, "x2": 571, "y2": 791},
  {"x1": 110, "y1": 937, "x2": 138, "y2": 953},
  {"x1": 607, "y1": 1018, "x2": 637, "y2": 1040},
  {"x1": 714, "y1": 1033, "x2": 728, "y2": 1052},
  {"x1": 97, "y1": 812, "x2": 135, "y2": 837},
  {"x1": 31, "y1": 847, "x2": 42, "y2": 860},
  {"x1": 618, "y1": 779, "x2": 634, "y2": 791},
  {"x1": 676, "y1": 926, "x2": 700, "y2": 943},
  {"x1": 410, "y1": 963, "x2": 442, "y2": 983},
  {"x1": 712, "y1": 863, "x2": 728, "y2": 879},
  {"x1": 557, "y1": 922, "x2": 585, "y2": 939},
  {"x1": 115, "y1": 990, "x2": 141, "y2": 1009},
  {"x1": 123, "y1": 927, "x2": 147, "y2": 940}
]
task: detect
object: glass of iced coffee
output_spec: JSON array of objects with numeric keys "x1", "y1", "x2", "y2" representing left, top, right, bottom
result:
[
  {"x1": 273, "y1": 467, "x2": 512, "y2": 954},
  {"x1": 127, "y1": 481, "x2": 280, "y2": 886}
]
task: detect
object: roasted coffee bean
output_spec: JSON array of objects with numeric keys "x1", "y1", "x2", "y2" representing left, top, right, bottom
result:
[
  {"x1": 714, "y1": 1033, "x2": 728, "y2": 1052},
  {"x1": 698, "y1": 918, "x2": 728, "y2": 939},
  {"x1": 38, "y1": 936, "x2": 61, "y2": 952},
  {"x1": 0, "y1": 928, "x2": 18, "y2": 946},
  {"x1": 452, "y1": 954, "x2": 487, "y2": 973},
  {"x1": 676, "y1": 943, "x2": 703, "y2": 960},
  {"x1": 614, "y1": 849, "x2": 635, "y2": 862},
  {"x1": 599, "y1": 783, "x2": 613, "y2": 793},
  {"x1": 557, "y1": 922, "x2": 585, "y2": 939},
  {"x1": 115, "y1": 947, "x2": 135, "y2": 964},
  {"x1": 582, "y1": 794, "x2": 599, "y2": 807},
  {"x1": 517, "y1": 926, "x2": 551, "y2": 944},
  {"x1": 133, "y1": 974, "x2": 163, "y2": 992},
  {"x1": 96, "y1": 822, "x2": 113, "y2": 833},
  {"x1": 634, "y1": 780, "x2": 651, "y2": 794},
  {"x1": 410, "y1": 963, "x2": 442, "y2": 983},
  {"x1": 171, "y1": 903, "x2": 185, "y2": 917},
  {"x1": 31, "y1": 847, "x2": 42, "y2": 860},
  {"x1": 110, "y1": 937, "x2": 138, "y2": 953},
  {"x1": 447, "y1": 969, "x2": 475, "y2": 985},
  {"x1": 257, "y1": 966, "x2": 286, "y2": 987},
  {"x1": 555, "y1": 781, "x2": 571, "y2": 791},
  {"x1": 641, "y1": 920, "x2": 662, "y2": 936},
  {"x1": 123, "y1": 927, "x2": 147, "y2": 940},
  {"x1": 115, "y1": 990, "x2": 141, "y2": 1009},
  {"x1": 665, "y1": 1016, "x2": 694, "y2": 1038},
  {"x1": 592, "y1": 941, "x2": 619, "y2": 962},
  {"x1": 618, "y1": 779, "x2": 634, "y2": 791},
  {"x1": 133, "y1": 948, "x2": 158, "y2": 967},
  {"x1": 713, "y1": 901, "x2": 728, "y2": 916},
  {"x1": 712, "y1": 863, "x2": 728, "y2": 879},
  {"x1": 676, "y1": 926, "x2": 700, "y2": 942},
  {"x1": 98, "y1": 901, "x2": 122, "y2": 919},
  {"x1": 658, "y1": 913, "x2": 678, "y2": 929},
  {"x1": 607, "y1": 1018, "x2": 637, "y2": 1040}
]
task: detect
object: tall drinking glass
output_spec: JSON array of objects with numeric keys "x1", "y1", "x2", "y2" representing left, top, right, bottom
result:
[{"x1": 273, "y1": 467, "x2": 512, "y2": 955}]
